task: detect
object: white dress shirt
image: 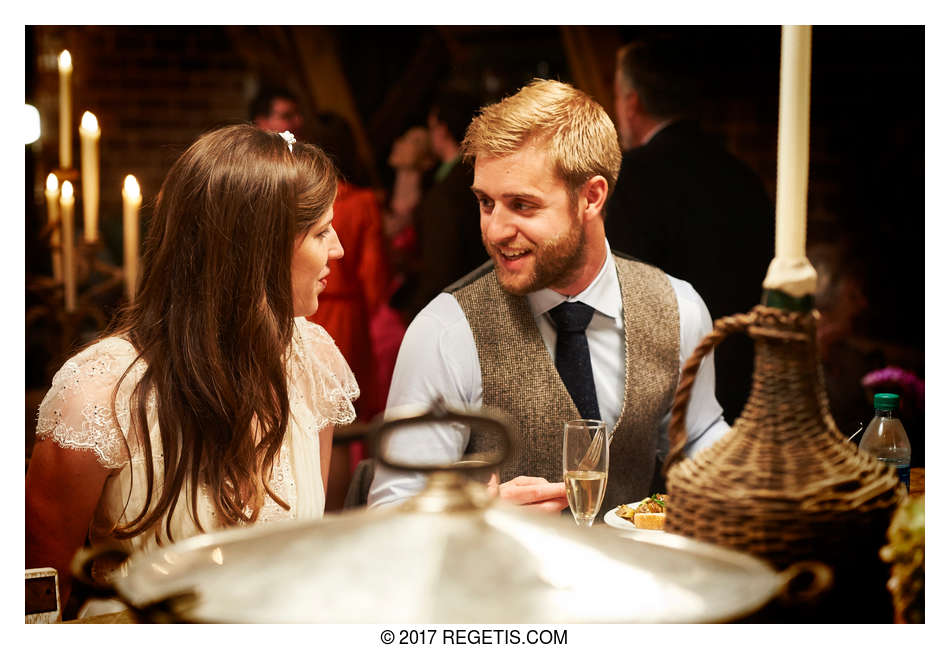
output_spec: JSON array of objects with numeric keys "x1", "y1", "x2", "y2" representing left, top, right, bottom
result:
[{"x1": 369, "y1": 241, "x2": 729, "y2": 507}]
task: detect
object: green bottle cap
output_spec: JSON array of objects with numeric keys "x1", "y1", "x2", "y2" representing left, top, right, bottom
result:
[{"x1": 873, "y1": 392, "x2": 900, "y2": 411}]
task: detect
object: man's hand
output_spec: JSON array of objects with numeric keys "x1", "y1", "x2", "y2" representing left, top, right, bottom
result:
[{"x1": 487, "y1": 474, "x2": 569, "y2": 513}]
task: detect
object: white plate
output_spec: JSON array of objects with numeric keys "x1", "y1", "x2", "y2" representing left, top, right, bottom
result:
[{"x1": 604, "y1": 505, "x2": 666, "y2": 535}]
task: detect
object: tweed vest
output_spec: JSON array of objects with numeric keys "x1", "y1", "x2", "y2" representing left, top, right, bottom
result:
[{"x1": 448, "y1": 253, "x2": 681, "y2": 512}]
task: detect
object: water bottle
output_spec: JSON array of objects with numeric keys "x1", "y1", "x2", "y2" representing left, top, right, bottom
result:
[{"x1": 858, "y1": 392, "x2": 911, "y2": 490}]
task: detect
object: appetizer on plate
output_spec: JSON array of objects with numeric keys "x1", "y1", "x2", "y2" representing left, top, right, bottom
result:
[{"x1": 616, "y1": 494, "x2": 667, "y2": 530}]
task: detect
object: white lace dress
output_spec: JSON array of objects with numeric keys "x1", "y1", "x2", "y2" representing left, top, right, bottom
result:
[{"x1": 35, "y1": 317, "x2": 358, "y2": 564}]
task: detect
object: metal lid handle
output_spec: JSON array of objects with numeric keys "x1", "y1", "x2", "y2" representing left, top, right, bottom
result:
[{"x1": 369, "y1": 398, "x2": 514, "y2": 473}]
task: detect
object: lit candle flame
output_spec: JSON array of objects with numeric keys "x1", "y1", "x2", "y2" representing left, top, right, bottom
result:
[
  {"x1": 61, "y1": 180, "x2": 74, "y2": 200},
  {"x1": 46, "y1": 173, "x2": 59, "y2": 192},
  {"x1": 123, "y1": 174, "x2": 140, "y2": 199},
  {"x1": 80, "y1": 111, "x2": 99, "y2": 133},
  {"x1": 58, "y1": 50, "x2": 72, "y2": 72}
]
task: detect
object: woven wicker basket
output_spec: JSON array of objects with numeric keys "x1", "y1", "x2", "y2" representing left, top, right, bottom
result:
[{"x1": 663, "y1": 305, "x2": 902, "y2": 617}]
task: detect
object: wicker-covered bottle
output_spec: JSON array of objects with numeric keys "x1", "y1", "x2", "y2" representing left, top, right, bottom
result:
[{"x1": 662, "y1": 300, "x2": 903, "y2": 619}]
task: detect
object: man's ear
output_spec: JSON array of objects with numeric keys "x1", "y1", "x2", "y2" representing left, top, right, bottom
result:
[
  {"x1": 580, "y1": 175, "x2": 609, "y2": 221},
  {"x1": 621, "y1": 88, "x2": 641, "y2": 122}
]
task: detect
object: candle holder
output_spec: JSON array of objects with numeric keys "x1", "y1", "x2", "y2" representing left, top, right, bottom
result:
[
  {"x1": 662, "y1": 294, "x2": 902, "y2": 621},
  {"x1": 75, "y1": 238, "x2": 125, "y2": 303},
  {"x1": 26, "y1": 233, "x2": 125, "y2": 371},
  {"x1": 26, "y1": 288, "x2": 109, "y2": 370},
  {"x1": 36, "y1": 215, "x2": 62, "y2": 253}
]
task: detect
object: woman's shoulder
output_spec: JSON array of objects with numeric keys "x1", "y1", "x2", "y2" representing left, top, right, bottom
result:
[
  {"x1": 293, "y1": 318, "x2": 355, "y2": 376},
  {"x1": 48, "y1": 337, "x2": 141, "y2": 393},
  {"x1": 290, "y1": 318, "x2": 359, "y2": 421},
  {"x1": 70, "y1": 336, "x2": 138, "y2": 367},
  {"x1": 36, "y1": 336, "x2": 144, "y2": 469},
  {"x1": 294, "y1": 317, "x2": 334, "y2": 347}
]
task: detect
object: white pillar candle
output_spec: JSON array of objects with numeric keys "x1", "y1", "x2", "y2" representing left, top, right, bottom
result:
[
  {"x1": 122, "y1": 175, "x2": 141, "y2": 300},
  {"x1": 776, "y1": 25, "x2": 811, "y2": 260},
  {"x1": 45, "y1": 173, "x2": 62, "y2": 281},
  {"x1": 60, "y1": 181, "x2": 77, "y2": 312},
  {"x1": 79, "y1": 111, "x2": 100, "y2": 243},
  {"x1": 58, "y1": 50, "x2": 72, "y2": 170},
  {"x1": 762, "y1": 25, "x2": 818, "y2": 297}
]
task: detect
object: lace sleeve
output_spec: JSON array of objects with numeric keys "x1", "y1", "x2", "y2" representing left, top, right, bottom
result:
[
  {"x1": 35, "y1": 338, "x2": 142, "y2": 469},
  {"x1": 289, "y1": 318, "x2": 360, "y2": 431}
]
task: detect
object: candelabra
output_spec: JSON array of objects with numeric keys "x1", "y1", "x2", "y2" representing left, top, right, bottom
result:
[{"x1": 27, "y1": 205, "x2": 125, "y2": 369}]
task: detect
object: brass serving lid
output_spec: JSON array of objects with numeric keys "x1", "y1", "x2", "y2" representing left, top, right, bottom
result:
[{"x1": 81, "y1": 403, "x2": 800, "y2": 623}]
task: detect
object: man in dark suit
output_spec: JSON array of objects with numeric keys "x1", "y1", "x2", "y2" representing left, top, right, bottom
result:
[
  {"x1": 606, "y1": 39, "x2": 774, "y2": 424},
  {"x1": 397, "y1": 89, "x2": 488, "y2": 321}
]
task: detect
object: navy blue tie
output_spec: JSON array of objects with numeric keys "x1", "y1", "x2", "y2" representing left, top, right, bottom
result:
[{"x1": 548, "y1": 301, "x2": 600, "y2": 421}]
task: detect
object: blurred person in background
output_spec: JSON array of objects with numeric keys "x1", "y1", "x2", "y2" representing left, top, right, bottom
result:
[
  {"x1": 307, "y1": 112, "x2": 392, "y2": 510},
  {"x1": 250, "y1": 85, "x2": 305, "y2": 136},
  {"x1": 607, "y1": 38, "x2": 773, "y2": 425},
  {"x1": 391, "y1": 88, "x2": 488, "y2": 322},
  {"x1": 811, "y1": 236, "x2": 924, "y2": 467},
  {"x1": 372, "y1": 126, "x2": 439, "y2": 428},
  {"x1": 385, "y1": 126, "x2": 437, "y2": 247}
]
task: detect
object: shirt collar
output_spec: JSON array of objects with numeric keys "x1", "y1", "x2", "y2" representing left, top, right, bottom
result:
[
  {"x1": 641, "y1": 118, "x2": 673, "y2": 145},
  {"x1": 527, "y1": 239, "x2": 621, "y2": 319}
]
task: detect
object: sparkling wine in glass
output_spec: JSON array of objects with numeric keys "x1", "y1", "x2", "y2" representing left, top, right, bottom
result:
[{"x1": 563, "y1": 419, "x2": 608, "y2": 527}]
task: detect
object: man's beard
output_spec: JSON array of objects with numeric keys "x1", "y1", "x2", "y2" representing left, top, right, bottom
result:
[{"x1": 486, "y1": 222, "x2": 587, "y2": 296}]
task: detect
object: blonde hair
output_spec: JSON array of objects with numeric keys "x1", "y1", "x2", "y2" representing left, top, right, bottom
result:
[{"x1": 461, "y1": 79, "x2": 622, "y2": 201}]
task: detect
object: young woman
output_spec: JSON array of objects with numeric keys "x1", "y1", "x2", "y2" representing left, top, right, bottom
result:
[{"x1": 25, "y1": 124, "x2": 358, "y2": 615}]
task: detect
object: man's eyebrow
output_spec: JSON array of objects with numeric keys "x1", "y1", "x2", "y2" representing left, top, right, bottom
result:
[{"x1": 470, "y1": 187, "x2": 542, "y2": 201}]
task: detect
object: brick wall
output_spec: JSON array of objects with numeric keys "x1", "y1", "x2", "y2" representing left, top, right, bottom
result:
[{"x1": 29, "y1": 26, "x2": 250, "y2": 263}]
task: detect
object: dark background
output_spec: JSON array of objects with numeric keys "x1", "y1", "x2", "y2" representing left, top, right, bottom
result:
[{"x1": 24, "y1": 25, "x2": 924, "y2": 447}]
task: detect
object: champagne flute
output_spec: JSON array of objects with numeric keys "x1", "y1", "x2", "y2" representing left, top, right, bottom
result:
[{"x1": 563, "y1": 419, "x2": 608, "y2": 527}]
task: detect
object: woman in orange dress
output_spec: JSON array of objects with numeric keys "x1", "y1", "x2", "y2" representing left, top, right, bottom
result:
[
  {"x1": 309, "y1": 177, "x2": 388, "y2": 420},
  {"x1": 306, "y1": 114, "x2": 394, "y2": 508}
]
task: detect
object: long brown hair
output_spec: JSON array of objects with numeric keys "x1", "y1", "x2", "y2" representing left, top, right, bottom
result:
[{"x1": 110, "y1": 124, "x2": 337, "y2": 539}]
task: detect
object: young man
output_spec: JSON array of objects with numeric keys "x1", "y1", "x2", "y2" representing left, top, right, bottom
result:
[{"x1": 369, "y1": 79, "x2": 728, "y2": 514}]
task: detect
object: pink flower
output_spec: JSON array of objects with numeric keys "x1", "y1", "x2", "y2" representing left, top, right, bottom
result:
[{"x1": 861, "y1": 366, "x2": 924, "y2": 411}]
